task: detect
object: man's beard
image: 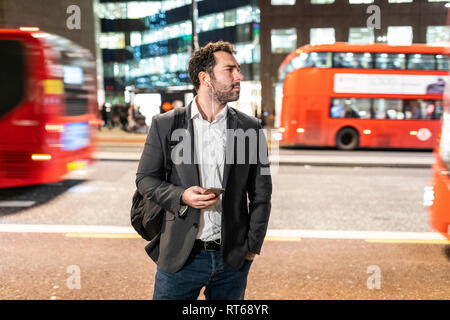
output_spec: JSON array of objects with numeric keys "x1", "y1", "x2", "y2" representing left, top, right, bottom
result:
[{"x1": 210, "y1": 81, "x2": 240, "y2": 104}]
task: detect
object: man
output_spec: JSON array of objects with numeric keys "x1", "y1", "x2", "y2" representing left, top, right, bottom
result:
[{"x1": 136, "y1": 41, "x2": 272, "y2": 300}]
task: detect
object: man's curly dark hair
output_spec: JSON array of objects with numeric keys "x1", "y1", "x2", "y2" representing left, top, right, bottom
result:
[{"x1": 188, "y1": 41, "x2": 236, "y2": 90}]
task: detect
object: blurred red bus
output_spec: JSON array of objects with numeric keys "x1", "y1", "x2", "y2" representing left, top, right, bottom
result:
[
  {"x1": 425, "y1": 43, "x2": 450, "y2": 241},
  {"x1": 275, "y1": 42, "x2": 447, "y2": 149},
  {"x1": 0, "y1": 28, "x2": 99, "y2": 188}
]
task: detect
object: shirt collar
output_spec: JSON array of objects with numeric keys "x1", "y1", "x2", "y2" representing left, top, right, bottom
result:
[{"x1": 191, "y1": 96, "x2": 228, "y2": 122}]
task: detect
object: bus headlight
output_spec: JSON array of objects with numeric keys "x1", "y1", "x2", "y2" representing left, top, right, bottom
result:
[{"x1": 31, "y1": 154, "x2": 52, "y2": 161}]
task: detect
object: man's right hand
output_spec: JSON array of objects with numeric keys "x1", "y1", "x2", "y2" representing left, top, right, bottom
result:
[{"x1": 181, "y1": 186, "x2": 220, "y2": 209}]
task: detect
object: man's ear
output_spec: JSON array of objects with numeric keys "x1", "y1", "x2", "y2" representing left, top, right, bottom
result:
[{"x1": 199, "y1": 71, "x2": 211, "y2": 87}]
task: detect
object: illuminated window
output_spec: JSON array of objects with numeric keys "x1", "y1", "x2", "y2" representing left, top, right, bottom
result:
[
  {"x1": 271, "y1": 28, "x2": 297, "y2": 53},
  {"x1": 99, "y1": 33, "x2": 125, "y2": 49},
  {"x1": 387, "y1": 26, "x2": 413, "y2": 45},
  {"x1": 311, "y1": 0, "x2": 334, "y2": 3},
  {"x1": 334, "y1": 52, "x2": 373, "y2": 69},
  {"x1": 330, "y1": 98, "x2": 371, "y2": 119},
  {"x1": 271, "y1": 0, "x2": 296, "y2": 4},
  {"x1": 407, "y1": 54, "x2": 435, "y2": 70},
  {"x1": 426, "y1": 26, "x2": 450, "y2": 45},
  {"x1": 374, "y1": 53, "x2": 406, "y2": 69},
  {"x1": 388, "y1": 0, "x2": 412, "y2": 2},
  {"x1": 436, "y1": 54, "x2": 449, "y2": 71},
  {"x1": 348, "y1": 28, "x2": 375, "y2": 44},
  {"x1": 280, "y1": 52, "x2": 332, "y2": 80},
  {"x1": 310, "y1": 28, "x2": 335, "y2": 45}
]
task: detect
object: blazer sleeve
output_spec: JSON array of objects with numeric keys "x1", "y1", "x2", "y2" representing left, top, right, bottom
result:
[
  {"x1": 246, "y1": 121, "x2": 272, "y2": 254},
  {"x1": 135, "y1": 115, "x2": 185, "y2": 215}
]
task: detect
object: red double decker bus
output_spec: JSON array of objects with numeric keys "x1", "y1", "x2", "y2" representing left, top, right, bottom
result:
[
  {"x1": 275, "y1": 42, "x2": 447, "y2": 149},
  {"x1": 0, "y1": 28, "x2": 99, "y2": 188},
  {"x1": 425, "y1": 41, "x2": 450, "y2": 241}
]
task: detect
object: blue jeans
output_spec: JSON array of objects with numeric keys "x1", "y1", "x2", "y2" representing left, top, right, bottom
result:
[{"x1": 153, "y1": 250, "x2": 253, "y2": 300}]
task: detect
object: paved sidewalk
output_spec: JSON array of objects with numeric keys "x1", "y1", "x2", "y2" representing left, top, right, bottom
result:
[{"x1": 95, "y1": 127, "x2": 147, "y2": 145}]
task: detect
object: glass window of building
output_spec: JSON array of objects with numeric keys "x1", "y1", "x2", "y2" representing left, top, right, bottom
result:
[
  {"x1": 271, "y1": 0, "x2": 296, "y2": 4},
  {"x1": 388, "y1": 0, "x2": 413, "y2": 3},
  {"x1": 99, "y1": 33, "x2": 125, "y2": 49},
  {"x1": 310, "y1": 28, "x2": 335, "y2": 45},
  {"x1": 161, "y1": 0, "x2": 193, "y2": 11},
  {"x1": 97, "y1": 3, "x2": 127, "y2": 19},
  {"x1": 130, "y1": 32, "x2": 142, "y2": 47},
  {"x1": 426, "y1": 26, "x2": 450, "y2": 46},
  {"x1": 198, "y1": 13, "x2": 224, "y2": 32},
  {"x1": 311, "y1": 0, "x2": 334, "y2": 3},
  {"x1": 334, "y1": 52, "x2": 373, "y2": 68},
  {"x1": 224, "y1": 9, "x2": 237, "y2": 27},
  {"x1": 127, "y1": 2, "x2": 161, "y2": 19},
  {"x1": 271, "y1": 28, "x2": 297, "y2": 53},
  {"x1": 387, "y1": 26, "x2": 413, "y2": 45},
  {"x1": 436, "y1": 54, "x2": 449, "y2": 71},
  {"x1": 235, "y1": 43, "x2": 257, "y2": 64},
  {"x1": 236, "y1": 6, "x2": 253, "y2": 24},
  {"x1": 374, "y1": 53, "x2": 406, "y2": 69},
  {"x1": 407, "y1": 54, "x2": 435, "y2": 70},
  {"x1": 348, "y1": 28, "x2": 375, "y2": 44}
]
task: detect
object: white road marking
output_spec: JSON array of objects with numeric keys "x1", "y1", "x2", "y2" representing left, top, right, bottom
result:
[
  {"x1": 266, "y1": 229, "x2": 448, "y2": 240},
  {"x1": 0, "y1": 224, "x2": 134, "y2": 234},
  {"x1": 0, "y1": 201, "x2": 36, "y2": 207},
  {"x1": 0, "y1": 224, "x2": 447, "y2": 241}
]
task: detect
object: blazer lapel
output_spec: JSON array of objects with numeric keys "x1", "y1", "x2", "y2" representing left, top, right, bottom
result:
[
  {"x1": 176, "y1": 102, "x2": 200, "y2": 187},
  {"x1": 223, "y1": 107, "x2": 238, "y2": 190}
]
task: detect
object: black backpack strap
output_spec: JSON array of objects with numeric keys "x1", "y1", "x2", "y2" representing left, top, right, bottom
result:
[{"x1": 164, "y1": 107, "x2": 186, "y2": 181}]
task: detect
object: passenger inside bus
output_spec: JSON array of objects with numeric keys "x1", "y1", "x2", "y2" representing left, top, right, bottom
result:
[
  {"x1": 344, "y1": 103, "x2": 359, "y2": 118},
  {"x1": 330, "y1": 99, "x2": 344, "y2": 118}
]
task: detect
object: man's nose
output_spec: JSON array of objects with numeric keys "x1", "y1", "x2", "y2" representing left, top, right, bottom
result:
[{"x1": 234, "y1": 70, "x2": 244, "y2": 81}]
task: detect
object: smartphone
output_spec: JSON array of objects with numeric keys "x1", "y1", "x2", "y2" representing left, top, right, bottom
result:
[{"x1": 203, "y1": 187, "x2": 225, "y2": 197}]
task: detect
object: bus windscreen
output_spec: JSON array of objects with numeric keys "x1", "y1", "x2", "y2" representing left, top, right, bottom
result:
[{"x1": 0, "y1": 40, "x2": 25, "y2": 119}]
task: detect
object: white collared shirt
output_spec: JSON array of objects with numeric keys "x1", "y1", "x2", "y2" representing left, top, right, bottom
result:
[{"x1": 191, "y1": 97, "x2": 227, "y2": 242}]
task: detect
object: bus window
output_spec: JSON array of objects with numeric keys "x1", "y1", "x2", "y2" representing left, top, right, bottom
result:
[
  {"x1": 407, "y1": 54, "x2": 435, "y2": 70},
  {"x1": 307, "y1": 52, "x2": 331, "y2": 68},
  {"x1": 373, "y1": 99, "x2": 403, "y2": 119},
  {"x1": 333, "y1": 52, "x2": 372, "y2": 69},
  {"x1": 374, "y1": 53, "x2": 406, "y2": 70},
  {"x1": 0, "y1": 40, "x2": 25, "y2": 119},
  {"x1": 422, "y1": 99, "x2": 444, "y2": 120},
  {"x1": 280, "y1": 51, "x2": 331, "y2": 81},
  {"x1": 330, "y1": 98, "x2": 370, "y2": 119},
  {"x1": 289, "y1": 51, "x2": 331, "y2": 69},
  {"x1": 436, "y1": 54, "x2": 449, "y2": 71}
]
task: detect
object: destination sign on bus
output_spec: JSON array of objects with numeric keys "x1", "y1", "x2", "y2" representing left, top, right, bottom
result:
[{"x1": 334, "y1": 74, "x2": 447, "y2": 95}]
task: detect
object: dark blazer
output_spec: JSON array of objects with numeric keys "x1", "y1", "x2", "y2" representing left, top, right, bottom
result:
[{"x1": 136, "y1": 102, "x2": 272, "y2": 273}]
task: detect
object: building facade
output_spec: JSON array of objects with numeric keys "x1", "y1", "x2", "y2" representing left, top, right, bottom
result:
[
  {"x1": 98, "y1": 0, "x2": 262, "y2": 121},
  {"x1": 259, "y1": 0, "x2": 448, "y2": 127}
]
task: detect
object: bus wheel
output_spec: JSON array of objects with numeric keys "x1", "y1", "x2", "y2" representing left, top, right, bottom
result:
[{"x1": 336, "y1": 127, "x2": 359, "y2": 150}]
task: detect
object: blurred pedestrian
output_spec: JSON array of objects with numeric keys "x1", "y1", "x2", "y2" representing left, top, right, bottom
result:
[
  {"x1": 136, "y1": 41, "x2": 272, "y2": 300},
  {"x1": 101, "y1": 102, "x2": 112, "y2": 129}
]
